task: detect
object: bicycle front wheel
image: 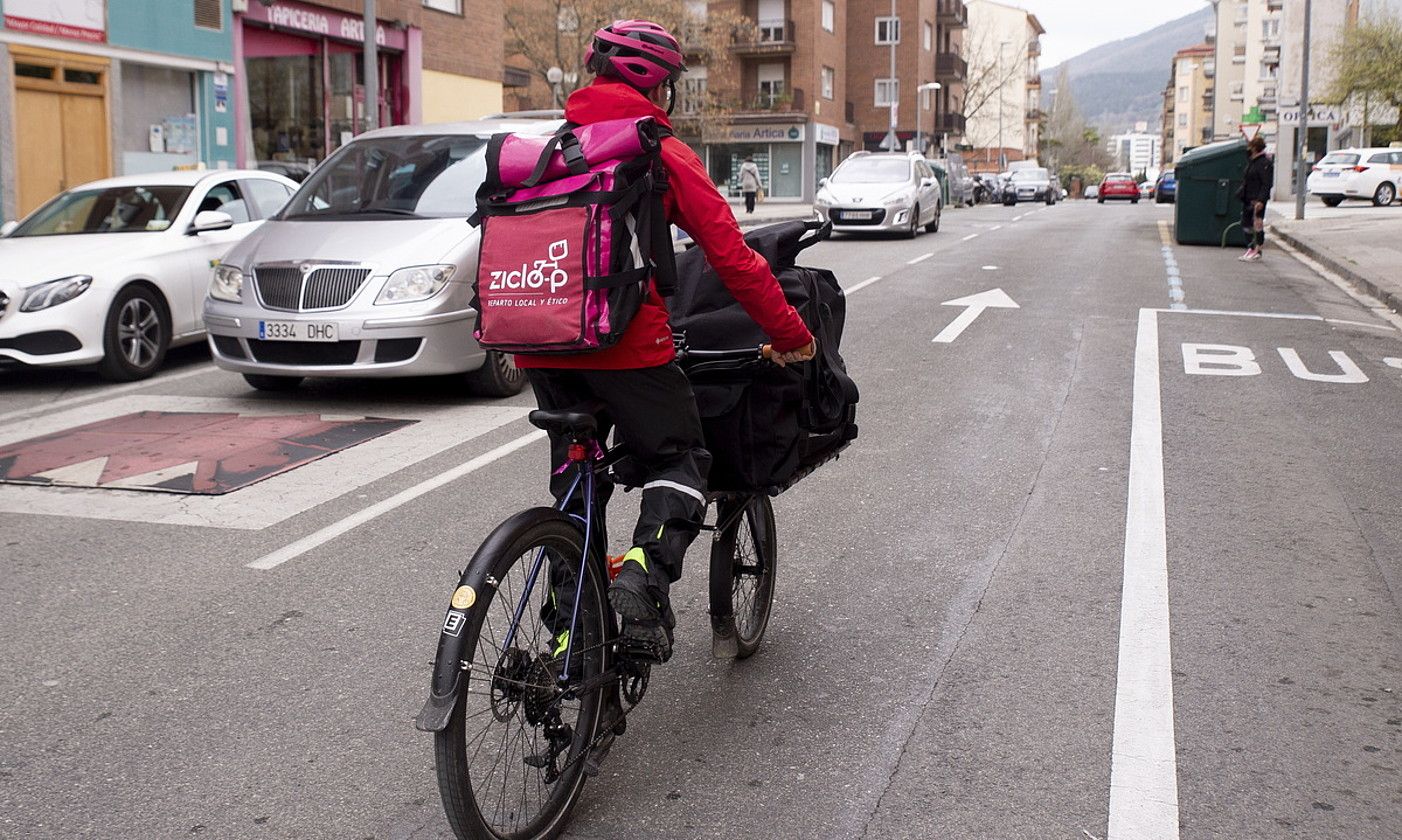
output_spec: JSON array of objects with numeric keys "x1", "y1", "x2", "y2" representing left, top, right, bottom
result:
[
  {"x1": 709, "y1": 495, "x2": 778, "y2": 659},
  {"x1": 435, "y1": 512, "x2": 609, "y2": 840}
]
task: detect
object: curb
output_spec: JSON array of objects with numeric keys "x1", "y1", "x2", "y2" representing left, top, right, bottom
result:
[{"x1": 1270, "y1": 224, "x2": 1402, "y2": 313}]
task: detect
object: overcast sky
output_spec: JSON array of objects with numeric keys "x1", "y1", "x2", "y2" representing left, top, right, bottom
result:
[{"x1": 1016, "y1": 0, "x2": 1212, "y2": 67}]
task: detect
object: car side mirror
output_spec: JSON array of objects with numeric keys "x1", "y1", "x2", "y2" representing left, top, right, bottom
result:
[
  {"x1": 817, "y1": 177, "x2": 829, "y2": 188},
  {"x1": 920, "y1": 178, "x2": 936, "y2": 187},
  {"x1": 0, "y1": 220, "x2": 17, "y2": 237},
  {"x1": 189, "y1": 210, "x2": 235, "y2": 235}
]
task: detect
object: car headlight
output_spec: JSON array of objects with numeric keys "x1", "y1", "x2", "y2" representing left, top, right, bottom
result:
[
  {"x1": 209, "y1": 265, "x2": 243, "y2": 303},
  {"x1": 20, "y1": 275, "x2": 92, "y2": 312},
  {"x1": 376, "y1": 264, "x2": 455, "y2": 305},
  {"x1": 883, "y1": 191, "x2": 913, "y2": 207}
]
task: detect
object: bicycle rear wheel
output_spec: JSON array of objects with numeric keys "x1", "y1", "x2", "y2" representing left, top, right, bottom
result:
[
  {"x1": 708, "y1": 495, "x2": 778, "y2": 659},
  {"x1": 435, "y1": 513, "x2": 609, "y2": 840}
]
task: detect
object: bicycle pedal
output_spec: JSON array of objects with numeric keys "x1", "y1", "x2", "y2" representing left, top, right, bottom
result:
[{"x1": 619, "y1": 624, "x2": 672, "y2": 664}]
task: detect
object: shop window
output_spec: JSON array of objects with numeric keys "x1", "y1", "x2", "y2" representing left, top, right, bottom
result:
[
  {"x1": 424, "y1": 0, "x2": 463, "y2": 13},
  {"x1": 194, "y1": 0, "x2": 222, "y2": 31},
  {"x1": 875, "y1": 17, "x2": 900, "y2": 45},
  {"x1": 248, "y1": 55, "x2": 327, "y2": 164},
  {"x1": 63, "y1": 69, "x2": 102, "y2": 85}
]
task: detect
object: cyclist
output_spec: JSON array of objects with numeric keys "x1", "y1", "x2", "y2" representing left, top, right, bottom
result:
[{"x1": 522, "y1": 19, "x2": 816, "y2": 663}]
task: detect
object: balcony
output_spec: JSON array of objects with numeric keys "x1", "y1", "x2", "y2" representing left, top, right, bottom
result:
[
  {"x1": 730, "y1": 19, "x2": 795, "y2": 57},
  {"x1": 934, "y1": 113, "x2": 966, "y2": 134},
  {"x1": 1027, "y1": 73, "x2": 1041, "y2": 88},
  {"x1": 936, "y1": 52, "x2": 967, "y2": 81},
  {"x1": 1028, "y1": 39, "x2": 1041, "y2": 57},
  {"x1": 739, "y1": 86, "x2": 806, "y2": 113},
  {"x1": 1267, "y1": 0, "x2": 1283, "y2": 9},
  {"x1": 937, "y1": 0, "x2": 968, "y2": 28},
  {"x1": 1025, "y1": 108, "x2": 1044, "y2": 121}
]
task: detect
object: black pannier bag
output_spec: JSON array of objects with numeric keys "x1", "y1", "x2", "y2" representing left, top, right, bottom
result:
[{"x1": 671, "y1": 220, "x2": 859, "y2": 493}]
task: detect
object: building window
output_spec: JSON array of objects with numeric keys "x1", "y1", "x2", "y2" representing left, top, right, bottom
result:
[
  {"x1": 757, "y1": 63, "x2": 785, "y2": 107},
  {"x1": 923, "y1": 22, "x2": 933, "y2": 50},
  {"x1": 424, "y1": 0, "x2": 463, "y2": 13},
  {"x1": 822, "y1": 0, "x2": 835, "y2": 32},
  {"x1": 1178, "y1": 86, "x2": 1188, "y2": 102},
  {"x1": 680, "y1": 68, "x2": 708, "y2": 115},
  {"x1": 874, "y1": 78, "x2": 899, "y2": 107},
  {"x1": 821, "y1": 66, "x2": 834, "y2": 100},
  {"x1": 1178, "y1": 113, "x2": 1188, "y2": 127},
  {"x1": 875, "y1": 17, "x2": 900, "y2": 45},
  {"x1": 1262, "y1": 18, "x2": 1279, "y2": 39},
  {"x1": 194, "y1": 0, "x2": 222, "y2": 31}
]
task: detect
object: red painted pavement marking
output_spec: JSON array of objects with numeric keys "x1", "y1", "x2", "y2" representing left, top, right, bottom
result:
[{"x1": 0, "y1": 411, "x2": 416, "y2": 495}]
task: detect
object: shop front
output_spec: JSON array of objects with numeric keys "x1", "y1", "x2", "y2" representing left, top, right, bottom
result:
[
  {"x1": 234, "y1": 0, "x2": 421, "y2": 171},
  {"x1": 703, "y1": 120, "x2": 809, "y2": 200}
]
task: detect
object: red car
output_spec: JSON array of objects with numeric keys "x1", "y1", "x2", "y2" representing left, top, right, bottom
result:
[{"x1": 1098, "y1": 173, "x2": 1140, "y2": 203}]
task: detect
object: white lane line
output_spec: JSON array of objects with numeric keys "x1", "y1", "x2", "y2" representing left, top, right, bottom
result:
[
  {"x1": 1012, "y1": 215, "x2": 1024, "y2": 222},
  {"x1": 248, "y1": 429, "x2": 548, "y2": 570},
  {"x1": 906, "y1": 252, "x2": 933, "y2": 265},
  {"x1": 0, "y1": 363, "x2": 217, "y2": 424},
  {"x1": 1108, "y1": 308, "x2": 1181, "y2": 840},
  {"x1": 847, "y1": 275, "x2": 884, "y2": 295},
  {"x1": 1155, "y1": 307, "x2": 1395, "y2": 332},
  {"x1": 989, "y1": 225, "x2": 1004, "y2": 231},
  {"x1": 1324, "y1": 318, "x2": 1397, "y2": 331},
  {"x1": 962, "y1": 233, "x2": 979, "y2": 241}
]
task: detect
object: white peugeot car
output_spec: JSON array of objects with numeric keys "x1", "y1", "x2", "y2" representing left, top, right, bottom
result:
[
  {"x1": 1307, "y1": 147, "x2": 1402, "y2": 207},
  {"x1": 0, "y1": 170, "x2": 298, "y2": 380}
]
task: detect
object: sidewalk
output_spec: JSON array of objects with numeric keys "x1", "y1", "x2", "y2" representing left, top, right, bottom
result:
[
  {"x1": 727, "y1": 200, "x2": 816, "y2": 228},
  {"x1": 1269, "y1": 211, "x2": 1402, "y2": 313}
]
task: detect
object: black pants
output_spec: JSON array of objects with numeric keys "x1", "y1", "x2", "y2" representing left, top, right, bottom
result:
[
  {"x1": 528, "y1": 364, "x2": 710, "y2": 586},
  {"x1": 744, "y1": 191, "x2": 757, "y2": 214},
  {"x1": 1242, "y1": 202, "x2": 1266, "y2": 248}
]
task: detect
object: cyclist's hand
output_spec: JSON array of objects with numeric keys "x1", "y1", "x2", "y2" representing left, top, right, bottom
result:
[{"x1": 771, "y1": 340, "x2": 817, "y2": 367}]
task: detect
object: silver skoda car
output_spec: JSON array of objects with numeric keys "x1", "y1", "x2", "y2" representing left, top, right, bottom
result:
[
  {"x1": 814, "y1": 151, "x2": 943, "y2": 236},
  {"x1": 203, "y1": 115, "x2": 562, "y2": 395}
]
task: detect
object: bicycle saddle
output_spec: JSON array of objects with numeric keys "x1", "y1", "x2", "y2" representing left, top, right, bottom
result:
[{"x1": 528, "y1": 402, "x2": 606, "y2": 437}]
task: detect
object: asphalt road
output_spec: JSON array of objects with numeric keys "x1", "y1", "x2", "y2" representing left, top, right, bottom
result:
[{"x1": 2, "y1": 199, "x2": 1399, "y2": 840}]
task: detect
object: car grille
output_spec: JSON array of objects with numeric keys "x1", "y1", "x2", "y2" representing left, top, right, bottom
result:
[
  {"x1": 247, "y1": 339, "x2": 362, "y2": 366},
  {"x1": 252, "y1": 265, "x2": 371, "y2": 312},
  {"x1": 831, "y1": 208, "x2": 887, "y2": 226}
]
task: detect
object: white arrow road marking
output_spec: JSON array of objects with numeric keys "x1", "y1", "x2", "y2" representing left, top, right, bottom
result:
[
  {"x1": 931, "y1": 288, "x2": 1020, "y2": 343},
  {"x1": 29, "y1": 456, "x2": 110, "y2": 486},
  {"x1": 1384, "y1": 357, "x2": 1402, "y2": 369}
]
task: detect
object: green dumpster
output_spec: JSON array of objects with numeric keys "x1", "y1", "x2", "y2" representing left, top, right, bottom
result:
[
  {"x1": 928, "y1": 161, "x2": 951, "y2": 207},
  {"x1": 1174, "y1": 138, "x2": 1249, "y2": 247}
]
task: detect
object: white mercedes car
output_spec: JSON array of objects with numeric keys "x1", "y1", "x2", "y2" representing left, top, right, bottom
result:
[{"x1": 0, "y1": 170, "x2": 298, "y2": 380}]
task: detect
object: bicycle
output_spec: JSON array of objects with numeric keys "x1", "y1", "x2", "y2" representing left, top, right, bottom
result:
[{"x1": 414, "y1": 340, "x2": 787, "y2": 840}]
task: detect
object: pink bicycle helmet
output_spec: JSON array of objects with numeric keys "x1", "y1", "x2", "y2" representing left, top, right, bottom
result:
[{"x1": 585, "y1": 19, "x2": 686, "y2": 92}]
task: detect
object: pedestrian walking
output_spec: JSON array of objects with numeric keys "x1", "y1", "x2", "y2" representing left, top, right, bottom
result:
[
  {"x1": 739, "y1": 155, "x2": 762, "y2": 214},
  {"x1": 1239, "y1": 136, "x2": 1274, "y2": 261}
]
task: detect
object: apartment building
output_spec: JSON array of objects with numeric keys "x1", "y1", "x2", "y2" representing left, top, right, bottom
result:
[
  {"x1": 845, "y1": 0, "x2": 969, "y2": 154},
  {"x1": 1107, "y1": 125, "x2": 1162, "y2": 176},
  {"x1": 963, "y1": 0, "x2": 1043, "y2": 171},
  {"x1": 1211, "y1": 0, "x2": 1282, "y2": 142},
  {"x1": 1163, "y1": 42, "x2": 1215, "y2": 164},
  {"x1": 690, "y1": 0, "x2": 970, "y2": 202}
]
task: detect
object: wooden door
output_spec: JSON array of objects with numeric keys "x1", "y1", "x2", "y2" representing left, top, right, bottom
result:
[
  {"x1": 15, "y1": 89, "x2": 65, "y2": 216},
  {"x1": 11, "y1": 47, "x2": 110, "y2": 217}
]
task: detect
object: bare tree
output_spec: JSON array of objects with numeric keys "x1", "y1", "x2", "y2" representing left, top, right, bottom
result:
[
  {"x1": 1043, "y1": 65, "x2": 1108, "y2": 169},
  {"x1": 504, "y1": 0, "x2": 747, "y2": 130},
  {"x1": 960, "y1": 27, "x2": 1033, "y2": 152}
]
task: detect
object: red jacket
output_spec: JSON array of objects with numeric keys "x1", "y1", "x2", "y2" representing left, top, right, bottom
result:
[{"x1": 515, "y1": 79, "x2": 813, "y2": 370}]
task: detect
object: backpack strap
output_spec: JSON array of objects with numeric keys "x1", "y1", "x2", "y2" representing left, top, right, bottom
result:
[{"x1": 521, "y1": 129, "x2": 590, "y2": 188}]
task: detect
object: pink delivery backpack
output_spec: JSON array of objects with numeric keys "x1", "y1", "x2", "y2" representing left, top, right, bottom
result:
[{"x1": 469, "y1": 116, "x2": 678, "y2": 353}]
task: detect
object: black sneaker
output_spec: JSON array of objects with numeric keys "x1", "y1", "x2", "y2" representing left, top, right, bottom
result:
[{"x1": 608, "y1": 548, "x2": 674, "y2": 663}]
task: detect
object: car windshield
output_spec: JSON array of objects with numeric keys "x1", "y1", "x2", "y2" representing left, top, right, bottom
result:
[
  {"x1": 832, "y1": 158, "x2": 911, "y2": 184},
  {"x1": 1319, "y1": 153, "x2": 1359, "y2": 166},
  {"x1": 281, "y1": 134, "x2": 490, "y2": 220},
  {"x1": 1011, "y1": 169, "x2": 1048, "y2": 182},
  {"x1": 11, "y1": 186, "x2": 191, "y2": 236}
]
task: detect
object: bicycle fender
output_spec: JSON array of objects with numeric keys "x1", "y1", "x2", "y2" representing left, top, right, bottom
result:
[{"x1": 415, "y1": 506, "x2": 579, "y2": 733}]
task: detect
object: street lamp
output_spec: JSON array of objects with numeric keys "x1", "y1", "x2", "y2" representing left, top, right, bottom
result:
[
  {"x1": 546, "y1": 66, "x2": 565, "y2": 108},
  {"x1": 997, "y1": 40, "x2": 1011, "y2": 171},
  {"x1": 916, "y1": 82, "x2": 942, "y2": 156}
]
